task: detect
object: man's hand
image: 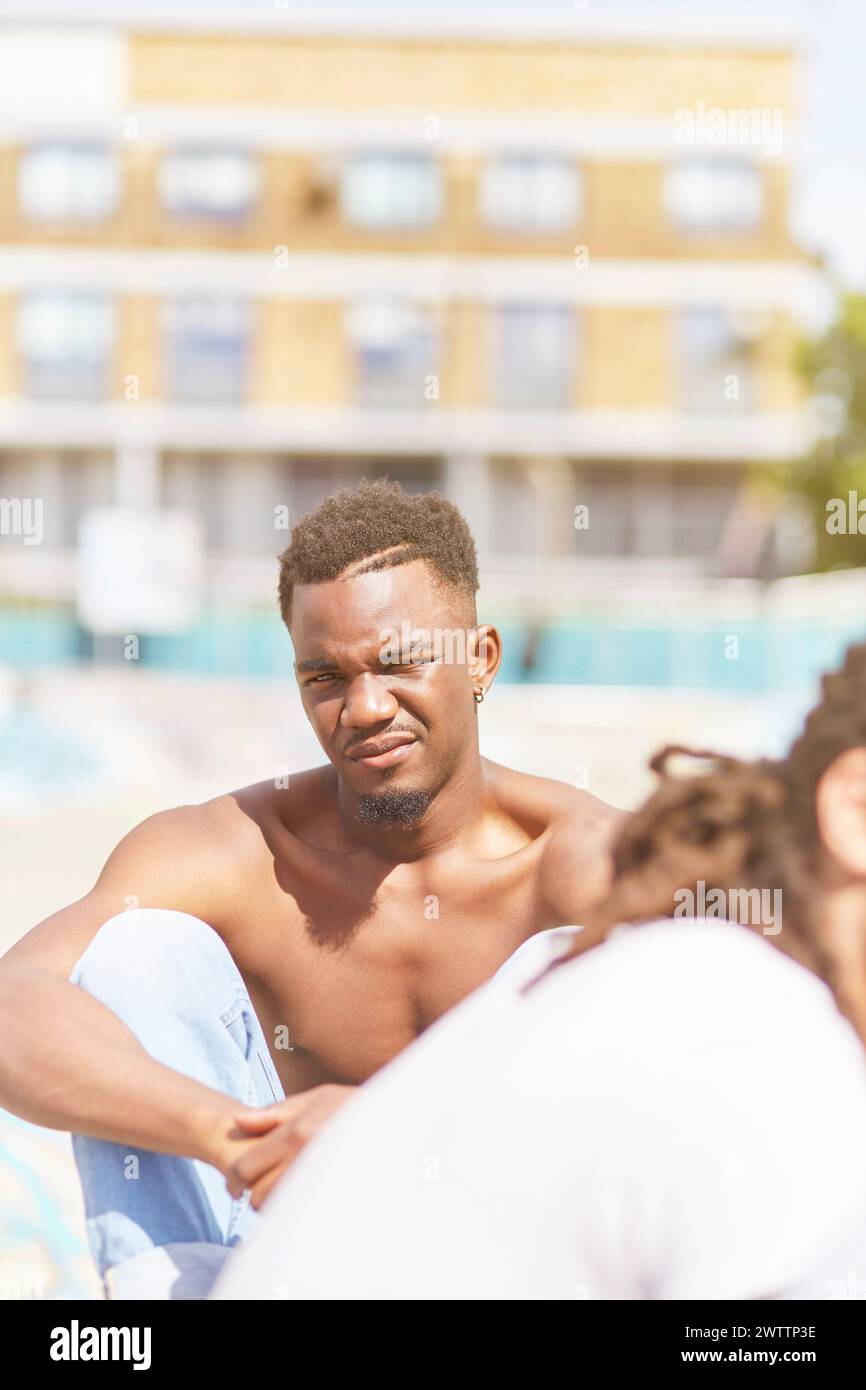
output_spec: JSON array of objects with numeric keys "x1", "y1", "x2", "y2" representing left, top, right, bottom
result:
[{"x1": 222, "y1": 1084, "x2": 356, "y2": 1210}]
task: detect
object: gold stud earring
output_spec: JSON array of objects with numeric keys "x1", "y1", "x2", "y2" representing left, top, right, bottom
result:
[{"x1": 474, "y1": 687, "x2": 485, "y2": 704}]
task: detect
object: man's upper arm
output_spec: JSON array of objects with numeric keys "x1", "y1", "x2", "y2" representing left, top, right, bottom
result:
[{"x1": 0, "y1": 805, "x2": 224, "y2": 982}]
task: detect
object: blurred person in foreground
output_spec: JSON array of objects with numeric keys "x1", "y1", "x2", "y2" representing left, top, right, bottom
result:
[
  {"x1": 0, "y1": 479, "x2": 620, "y2": 1298},
  {"x1": 214, "y1": 642, "x2": 866, "y2": 1301}
]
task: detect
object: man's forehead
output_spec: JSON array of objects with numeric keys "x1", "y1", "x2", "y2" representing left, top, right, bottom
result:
[{"x1": 292, "y1": 560, "x2": 462, "y2": 634}]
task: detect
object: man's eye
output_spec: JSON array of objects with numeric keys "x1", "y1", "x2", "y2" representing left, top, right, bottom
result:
[{"x1": 310, "y1": 673, "x2": 337, "y2": 684}]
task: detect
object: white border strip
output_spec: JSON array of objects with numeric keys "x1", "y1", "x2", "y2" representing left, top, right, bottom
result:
[
  {"x1": 0, "y1": 4, "x2": 807, "y2": 49},
  {"x1": 0, "y1": 400, "x2": 811, "y2": 462},
  {"x1": 0, "y1": 248, "x2": 827, "y2": 317},
  {"x1": 1, "y1": 107, "x2": 799, "y2": 160}
]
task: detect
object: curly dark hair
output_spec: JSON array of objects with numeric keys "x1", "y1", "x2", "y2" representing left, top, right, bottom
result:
[
  {"x1": 528, "y1": 640, "x2": 866, "y2": 1044},
  {"x1": 277, "y1": 477, "x2": 479, "y2": 624}
]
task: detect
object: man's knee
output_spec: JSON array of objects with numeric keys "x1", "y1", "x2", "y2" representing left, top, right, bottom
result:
[
  {"x1": 70, "y1": 908, "x2": 238, "y2": 1011},
  {"x1": 68, "y1": 906, "x2": 279, "y2": 1123}
]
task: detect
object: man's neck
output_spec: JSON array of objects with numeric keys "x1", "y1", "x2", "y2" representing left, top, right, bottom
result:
[{"x1": 336, "y1": 751, "x2": 487, "y2": 863}]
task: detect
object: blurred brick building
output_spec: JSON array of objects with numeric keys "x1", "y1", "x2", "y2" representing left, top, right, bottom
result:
[{"x1": 0, "y1": 4, "x2": 823, "y2": 619}]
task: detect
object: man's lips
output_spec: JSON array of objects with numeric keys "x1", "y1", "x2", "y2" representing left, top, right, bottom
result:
[{"x1": 345, "y1": 734, "x2": 417, "y2": 769}]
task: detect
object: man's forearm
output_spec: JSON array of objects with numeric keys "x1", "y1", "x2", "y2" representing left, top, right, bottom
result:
[{"x1": 0, "y1": 968, "x2": 238, "y2": 1167}]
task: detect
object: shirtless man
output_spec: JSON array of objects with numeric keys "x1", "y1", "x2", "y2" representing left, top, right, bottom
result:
[{"x1": 0, "y1": 478, "x2": 620, "y2": 1297}]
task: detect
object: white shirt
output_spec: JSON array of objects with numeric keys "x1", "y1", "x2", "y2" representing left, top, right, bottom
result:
[{"x1": 213, "y1": 919, "x2": 866, "y2": 1300}]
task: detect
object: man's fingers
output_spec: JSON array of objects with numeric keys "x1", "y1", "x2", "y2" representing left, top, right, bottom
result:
[
  {"x1": 236, "y1": 1128, "x2": 300, "y2": 1187},
  {"x1": 250, "y1": 1164, "x2": 290, "y2": 1211},
  {"x1": 225, "y1": 1126, "x2": 304, "y2": 1197},
  {"x1": 232, "y1": 1108, "x2": 282, "y2": 1133},
  {"x1": 224, "y1": 1089, "x2": 348, "y2": 1198},
  {"x1": 232, "y1": 1097, "x2": 306, "y2": 1131}
]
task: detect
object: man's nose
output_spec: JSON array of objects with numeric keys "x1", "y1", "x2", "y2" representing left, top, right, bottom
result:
[{"x1": 341, "y1": 672, "x2": 400, "y2": 728}]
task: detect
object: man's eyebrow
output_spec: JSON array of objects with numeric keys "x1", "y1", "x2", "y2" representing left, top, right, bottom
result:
[{"x1": 295, "y1": 656, "x2": 339, "y2": 674}]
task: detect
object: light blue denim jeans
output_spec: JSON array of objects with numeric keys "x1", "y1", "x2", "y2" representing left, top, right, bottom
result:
[
  {"x1": 69, "y1": 908, "x2": 579, "y2": 1300},
  {"x1": 69, "y1": 908, "x2": 285, "y2": 1300}
]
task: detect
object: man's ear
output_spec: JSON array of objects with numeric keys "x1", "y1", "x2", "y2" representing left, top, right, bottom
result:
[
  {"x1": 468, "y1": 624, "x2": 502, "y2": 698},
  {"x1": 815, "y1": 747, "x2": 866, "y2": 878}
]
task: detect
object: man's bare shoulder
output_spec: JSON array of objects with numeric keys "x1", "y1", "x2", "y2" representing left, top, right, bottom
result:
[
  {"x1": 95, "y1": 773, "x2": 330, "y2": 929},
  {"x1": 484, "y1": 760, "x2": 626, "y2": 922},
  {"x1": 140, "y1": 765, "x2": 329, "y2": 855},
  {"x1": 92, "y1": 794, "x2": 267, "y2": 925},
  {"x1": 121, "y1": 793, "x2": 259, "y2": 857},
  {"x1": 227, "y1": 765, "x2": 338, "y2": 839},
  {"x1": 484, "y1": 758, "x2": 624, "y2": 841}
]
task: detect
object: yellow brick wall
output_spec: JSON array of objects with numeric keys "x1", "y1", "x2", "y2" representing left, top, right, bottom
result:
[
  {"x1": 439, "y1": 302, "x2": 484, "y2": 406},
  {"x1": 0, "y1": 146, "x2": 799, "y2": 261},
  {"x1": 252, "y1": 300, "x2": 349, "y2": 405},
  {"x1": 0, "y1": 295, "x2": 19, "y2": 396},
  {"x1": 130, "y1": 35, "x2": 795, "y2": 116},
  {"x1": 0, "y1": 29, "x2": 806, "y2": 416},
  {"x1": 581, "y1": 308, "x2": 674, "y2": 409},
  {"x1": 0, "y1": 291, "x2": 803, "y2": 413},
  {"x1": 0, "y1": 144, "x2": 154, "y2": 247},
  {"x1": 114, "y1": 296, "x2": 163, "y2": 400},
  {"x1": 120, "y1": 32, "x2": 798, "y2": 260},
  {"x1": 0, "y1": 149, "x2": 17, "y2": 244},
  {"x1": 588, "y1": 161, "x2": 791, "y2": 260}
]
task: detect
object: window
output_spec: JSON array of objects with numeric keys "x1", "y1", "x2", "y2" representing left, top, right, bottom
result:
[
  {"x1": 572, "y1": 463, "x2": 635, "y2": 557},
  {"x1": 17, "y1": 292, "x2": 114, "y2": 398},
  {"x1": 347, "y1": 300, "x2": 438, "y2": 408},
  {"x1": 159, "y1": 149, "x2": 260, "y2": 221},
  {"x1": 342, "y1": 153, "x2": 442, "y2": 230},
  {"x1": 665, "y1": 159, "x2": 763, "y2": 233},
  {"x1": 671, "y1": 468, "x2": 741, "y2": 559},
  {"x1": 490, "y1": 461, "x2": 540, "y2": 555},
  {"x1": 18, "y1": 144, "x2": 119, "y2": 222},
  {"x1": 481, "y1": 155, "x2": 581, "y2": 232},
  {"x1": 677, "y1": 308, "x2": 755, "y2": 413},
  {"x1": 573, "y1": 463, "x2": 739, "y2": 559},
  {"x1": 494, "y1": 305, "x2": 574, "y2": 409},
  {"x1": 165, "y1": 298, "x2": 249, "y2": 403}
]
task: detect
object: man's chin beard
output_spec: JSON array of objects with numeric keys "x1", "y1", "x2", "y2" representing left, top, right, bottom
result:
[{"x1": 355, "y1": 786, "x2": 433, "y2": 829}]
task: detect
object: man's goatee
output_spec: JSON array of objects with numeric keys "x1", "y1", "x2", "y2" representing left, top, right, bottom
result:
[{"x1": 356, "y1": 788, "x2": 432, "y2": 828}]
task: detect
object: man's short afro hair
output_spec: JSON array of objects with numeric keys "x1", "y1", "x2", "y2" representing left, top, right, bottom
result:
[{"x1": 277, "y1": 477, "x2": 479, "y2": 625}]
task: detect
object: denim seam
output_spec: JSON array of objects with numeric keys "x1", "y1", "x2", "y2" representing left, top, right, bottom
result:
[
  {"x1": 256, "y1": 1047, "x2": 282, "y2": 1104},
  {"x1": 219, "y1": 988, "x2": 250, "y2": 1030}
]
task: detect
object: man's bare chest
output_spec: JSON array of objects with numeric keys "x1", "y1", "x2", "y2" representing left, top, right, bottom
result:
[{"x1": 228, "y1": 862, "x2": 541, "y2": 1089}]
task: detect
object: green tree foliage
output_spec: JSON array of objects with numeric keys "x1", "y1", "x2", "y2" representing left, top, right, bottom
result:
[{"x1": 791, "y1": 293, "x2": 866, "y2": 569}]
